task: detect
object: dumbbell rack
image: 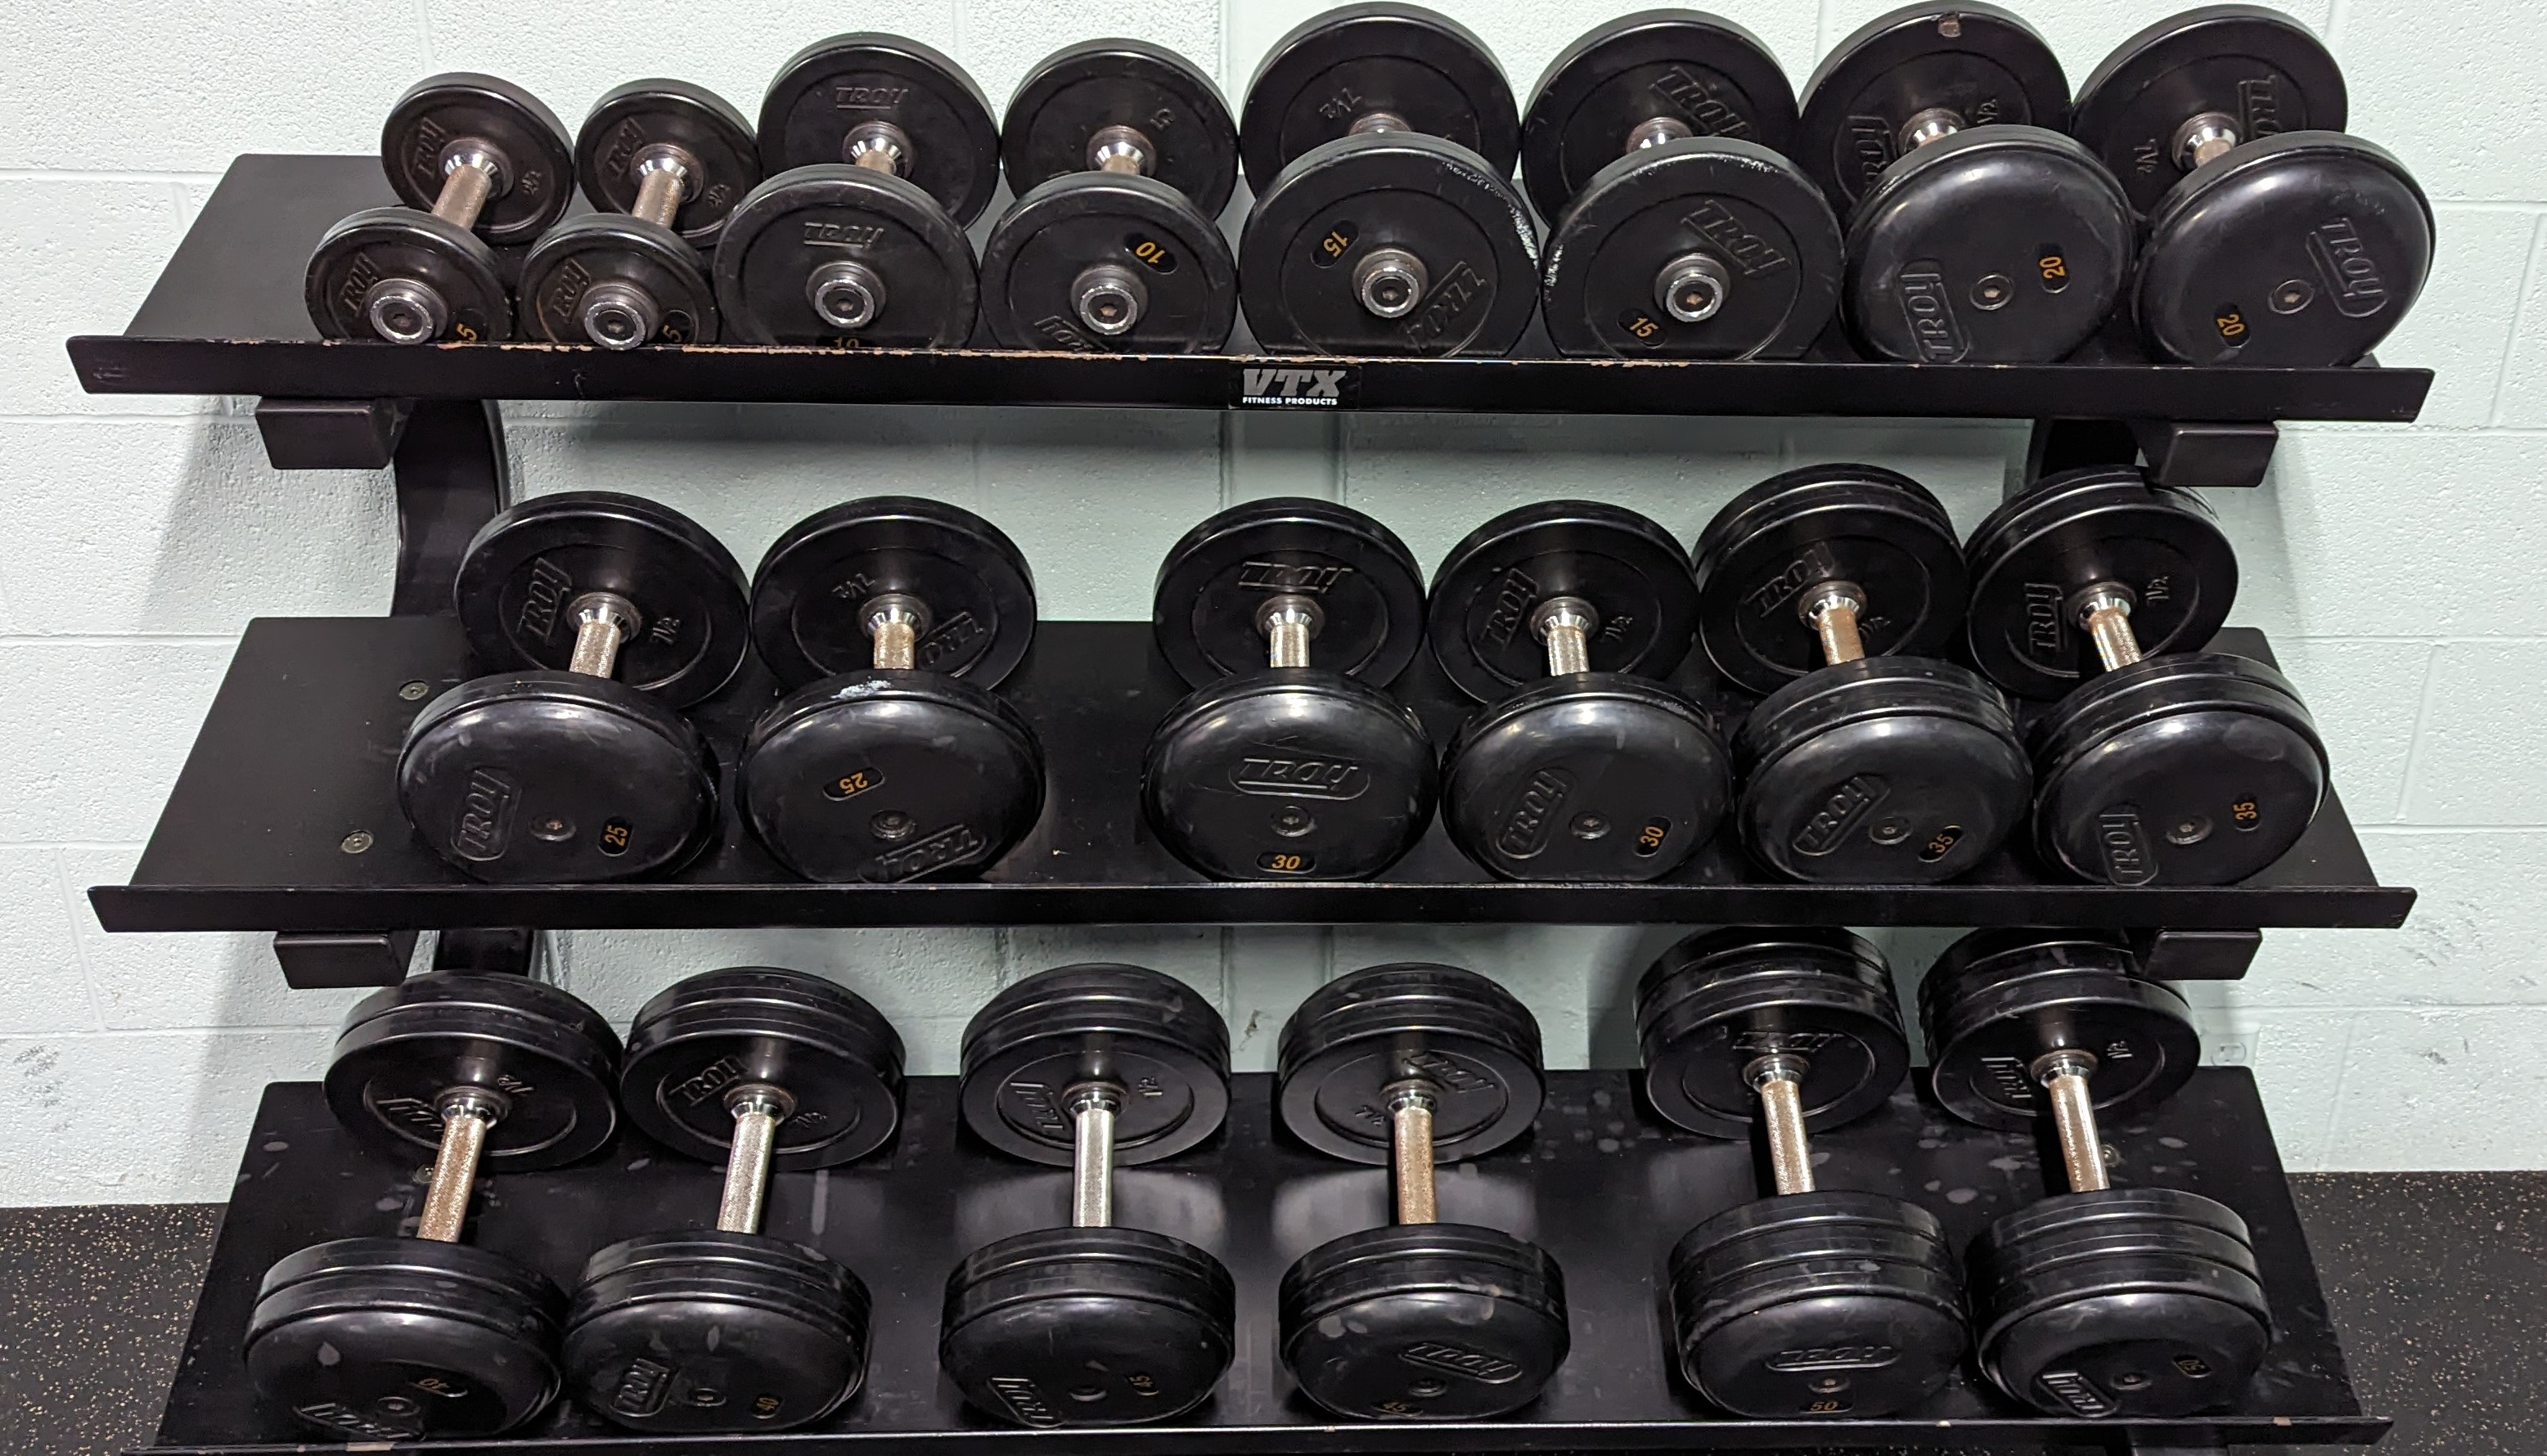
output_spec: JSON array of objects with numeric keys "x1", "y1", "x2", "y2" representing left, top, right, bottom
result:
[{"x1": 80, "y1": 149, "x2": 2409, "y2": 1454}]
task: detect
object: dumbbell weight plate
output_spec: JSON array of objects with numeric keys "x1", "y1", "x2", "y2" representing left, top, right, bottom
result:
[
  {"x1": 1240, "y1": 133, "x2": 1541, "y2": 357},
  {"x1": 1962, "y1": 467, "x2": 2239, "y2": 700},
  {"x1": 2071, "y1": 4, "x2": 2348, "y2": 218},
  {"x1": 1675, "y1": 1187, "x2": 1950, "y2": 1270},
  {"x1": 758, "y1": 34, "x2": 1001, "y2": 227},
  {"x1": 1693, "y1": 464, "x2": 1964, "y2": 695},
  {"x1": 1442, "y1": 675, "x2": 1728, "y2": 882},
  {"x1": 1519, "y1": 10, "x2": 1798, "y2": 222},
  {"x1": 245, "y1": 1237, "x2": 565, "y2": 1440},
  {"x1": 577, "y1": 79, "x2": 761, "y2": 247},
  {"x1": 565, "y1": 1229, "x2": 871, "y2": 1431},
  {"x1": 1003, "y1": 38, "x2": 1240, "y2": 218},
  {"x1": 398, "y1": 673, "x2": 719, "y2": 883},
  {"x1": 1675, "y1": 1239, "x2": 1966, "y2": 1417},
  {"x1": 714, "y1": 165, "x2": 979, "y2": 347},
  {"x1": 1542, "y1": 138, "x2": 1841, "y2": 359},
  {"x1": 453, "y1": 491, "x2": 749, "y2": 706},
  {"x1": 1143, "y1": 672, "x2": 1438, "y2": 882},
  {"x1": 324, "y1": 973, "x2": 622, "y2": 1170},
  {"x1": 1154, "y1": 498, "x2": 1425, "y2": 689},
  {"x1": 2031, "y1": 652, "x2": 2326, "y2": 885},
  {"x1": 1794, "y1": 1, "x2": 2072, "y2": 210},
  {"x1": 1844, "y1": 128, "x2": 2135, "y2": 364},
  {"x1": 1735, "y1": 658, "x2": 2029, "y2": 883},
  {"x1": 619, "y1": 968, "x2": 907, "y2": 1170},
  {"x1": 743, "y1": 674, "x2": 1044, "y2": 883},
  {"x1": 1636, "y1": 927, "x2": 1906, "y2": 1137},
  {"x1": 1920, "y1": 929, "x2": 2203, "y2": 1130},
  {"x1": 1280, "y1": 1222, "x2": 1568, "y2": 1420},
  {"x1": 1277, "y1": 962, "x2": 1543, "y2": 1164},
  {"x1": 751, "y1": 497, "x2": 1035, "y2": 690},
  {"x1": 979, "y1": 173, "x2": 1238, "y2": 353},
  {"x1": 941, "y1": 1226, "x2": 1235, "y2": 1427},
  {"x1": 1240, "y1": 2, "x2": 1520, "y2": 194},
  {"x1": 1429, "y1": 501, "x2": 1700, "y2": 701},
  {"x1": 517, "y1": 213, "x2": 719, "y2": 346},
  {"x1": 2135, "y1": 131, "x2": 2432, "y2": 366},
  {"x1": 307, "y1": 209, "x2": 512, "y2": 343},
  {"x1": 960, "y1": 963, "x2": 1230, "y2": 1166},
  {"x1": 380, "y1": 73, "x2": 575, "y2": 243}
]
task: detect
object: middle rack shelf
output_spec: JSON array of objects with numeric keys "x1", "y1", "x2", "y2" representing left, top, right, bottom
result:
[{"x1": 92, "y1": 618, "x2": 2411, "y2": 935}]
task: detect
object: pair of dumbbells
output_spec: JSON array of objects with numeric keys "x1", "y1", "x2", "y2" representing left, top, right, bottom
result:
[
  {"x1": 308, "y1": 74, "x2": 758, "y2": 348},
  {"x1": 1685, "y1": 461, "x2": 2329, "y2": 888},
  {"x1": 719, "y1": 34, "x2": 1243, "y2": 352},
  {"x1": 1635, "y1": 924, "x2": 2270, "y2": 1420},
  {"x1": 394, "y1": 492, "x2": 1046, "y2": 886},
  {"x1": 1132, "y1": 495, "x2": 1730, "y2": 887}
]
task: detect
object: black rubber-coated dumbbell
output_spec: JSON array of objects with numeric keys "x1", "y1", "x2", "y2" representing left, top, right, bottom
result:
[
  {"x1": 1798, "y1": 2, "x2": 2134, "y2": 362},
  {"x1": 1142, "y1": 499, "x2": 1438, "y2": 881},
  {"x1": 940, "y1": 964, "x2": 1236, "y2": 1426},
  {"x1": 1640, "y1": 928, "x2": 1967, "y2": 1417},
  {"x1": 982, "y1": 39, "x2": 1242, "y2": 352},
  {"x1": 305, "y1": 74, "x2": 575, "y2": 344},
  {"x1": 242, "y1": 973, "x2": 621, "y2": 1439},
  {"x1": 2068, "y1": 5, "x2": 2432, "y2": 366},
  {"x1": 737, "y1": 499, "x2": 1045, "y2": 883},
  {"x1": 397, "y1": 492, "x2": 748, "y2": 883},
  {"x1": 562, "y1": 968, "x2": 901, "y2": 1431},
  {"x1": 1693, "y1": 465, "x2": 2028, "y2": 883},
  {"x1": 1278, "y1": 964, "x2": 1568, "y2": 1419},
  {"x1": 1238, "y1": 3, "x2": 1539, "y2": 356},
  {"x1": 1427, "y1": 501, "x2": 1730, "y2": 880},
  {"x1": 1960, "y1": 465, "x2": 2326, "y2": 884},
  {"x1": 1922, "y1": 930, "x2": 2271, "y2": 1418},
  {"x1": 1524, "y1": 13, "x2": 1841, "y2": 358},
  {"x1": 717, "y1": 35, "x2": 998, "y2": 345},
  {"x1": 518, "y1": 81, "x2": 761, "y2": 348}
]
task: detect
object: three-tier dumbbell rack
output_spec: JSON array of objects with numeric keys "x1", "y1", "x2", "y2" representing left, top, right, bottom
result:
[{"x1": 74, "y1": 150, "x2": 2416, "y2": 1454}]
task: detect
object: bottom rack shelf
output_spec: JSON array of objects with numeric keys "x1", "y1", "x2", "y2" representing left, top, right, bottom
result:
[{"x1": 145, "y1": 1068, "x2": 2382, "y2": 1454}]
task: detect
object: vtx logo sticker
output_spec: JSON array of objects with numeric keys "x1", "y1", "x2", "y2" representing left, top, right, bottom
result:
[{"x1": 1238, "y1": 366, "x2": 1352, "y2": 406}]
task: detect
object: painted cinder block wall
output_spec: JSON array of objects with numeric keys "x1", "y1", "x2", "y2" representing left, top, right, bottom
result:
[{"x1": 2, "y1": 0, "x2": 2542, "y2": 1204}]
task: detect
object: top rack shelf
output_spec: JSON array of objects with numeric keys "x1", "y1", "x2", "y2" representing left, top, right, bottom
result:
[{"x1": 70, "y1": 155, "x2": 2432, "y2": 423}]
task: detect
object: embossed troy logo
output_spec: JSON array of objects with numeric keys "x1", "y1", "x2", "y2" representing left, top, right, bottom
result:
[
  {"x1": 1232, "y1": 755, "x2": 1366, "y2": 799},
  {"x1": 1398, "y1": 1341, "x2": 1524, "y2": 1384}
]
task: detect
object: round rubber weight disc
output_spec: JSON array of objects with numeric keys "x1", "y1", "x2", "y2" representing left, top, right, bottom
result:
[
  {"x1": 306, "y1": 208, "x2": 511, "y2": 343},
  {"x1": 1240, "y1": 131, "x2": 1540, "y2": 357},
  {"x1": 1240, "y1": 2, "x2": 1519, "y2": 193},
  {"x1": 1519, "y1": 10, "x2": 1798, "y2": 222},
  {"x1": 956, "y1": 962, "x2": 1231, "y2": 1166},
  {"x1": 324, "y1": 971, "x2": 622, "y2": 1169},
  {"x1": 2071, "y1": 4, "x2": 2347, "y2": 218},
  {"x1": 741, "y1": 672, "x2": 1045, "y2": 884},
  {"x1": 1427, "y1": 500, "x2": 1699, "y2": 701},
  {"x1": 517, "y1": 212, "x2": 718, "y2": 346},
  {"x1": 1442, "y1": 675, "x2": 1728, "y2": 882},
  {"x1": 1795, "y1": 1, "x2": 2072, "y2": 209},
  {"x1": 1153, "y1": 498, "x2": 1426, "y2": 688},
  {"x1": 749, "y1": 496, "x2": 1035, "y2": 690},
  {"x1": 1845, "y1": 127, "x2": 2133, "y2": 363},
  {"x1": 576, "y1": 79, "x2": 762, "y2": 246},
  {"x1": 758, "y1": 33, "x2": 1001, "y2": 226},
  {"x1": 396, "y1": 672, "x2": 719, "y2": 883},
  {"x1": 714, "y1": 164, "x2": 979, "y2": 347},
  {"x1": 942, "y1": 1227, "x2": 1235, "y2": 1427},
  {"x1": 1634, "y1": 927, "x2": 1905, "y2": 1138},
  {"x1": 1141, "y1": 671, "x2": 1438, "y2": 882},
  {"x1": 979, "y1": 172, "x2": 1238, "y2": 353},
  {"x1": 1920, "y1": 928, "x2": 2201, "y2": 1130},
  {"x1": 453, "y1": 491, "x2": 749, "y2": 704},
  {"x1": 619, "y1": 966, "x2": 907, "y2": 1170},
  {"x1": 2135, "y1": 131, "x2": 2431, "y2": 366},
  {"x1": 1541, "y1": 137, "x2": 1840, "y2": 358},
  {"x1": 1692, "y1": 463, "x2": 1963, "y2": 695},
  {"x1": 1962, "y1": 466, "x2": 2237, "y2": 700},
  {"x1": 1002, "y1": 38, "x2": 1239, "y2": 218},
  {"x1": 380, "y1": 73, "x2": 575, "y2": 243},
  {"x1": 1276, "y1": 962, "x2": 1543, "y2": 1163},
  {"x1": 1279, "y1": 1222, "x2": 1568, "y2": 1421}
]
